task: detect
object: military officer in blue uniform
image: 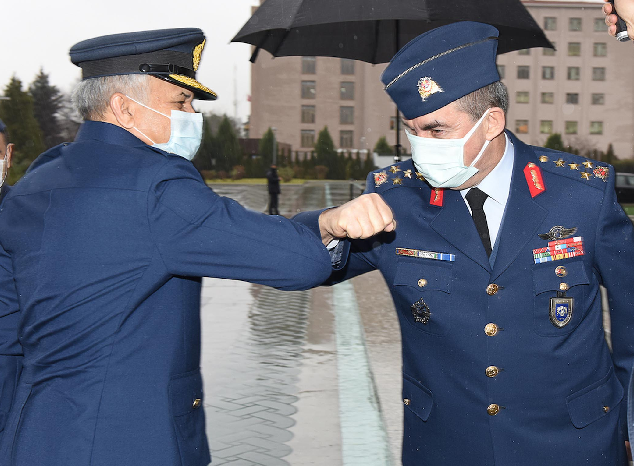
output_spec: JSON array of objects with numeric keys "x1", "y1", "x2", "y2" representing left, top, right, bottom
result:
[
  {"x1": 0, "y1": 119, "x2": 19, "y2": 436},
  {"x1": 0, "y1": 28, "x2": 393, "y2": 466},
  {"x1": 300, "y1": 22, "x2": 634, "y2": 465}
]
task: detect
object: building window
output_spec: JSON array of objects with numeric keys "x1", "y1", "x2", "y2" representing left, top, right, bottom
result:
[
  {"x1": 567, "y1": 67, "x2": 580, "y2": 80},
  {"x1": 517, "y1": 66, "x2": 530, "y2": 79},
  {"x1": 390, "y1": 116, "x2": 398, "y2": 130},
  {"x1": 594, "y1": 17, "x2": 608, "y2": 32},
  {"x1": 516, "y1": 91, "x2": 530, "y2": 103},
  {"x1": 541, "y1": 92, "x2": 554, "y2": 104},
  {"x1": 590, "y1": 121, "x2": 604, "y2": 135},
  {"x1": 543, "y1": 43, "x2": 556, "y2": 56},
  {"x1": 568, "y1": 42, "x2": 581, "y2": 56},
  {"x1": 540, "y1": 121, "x2": 553, "y2": 134},
  {"x1": 516, "y1": 120, "x2": 529, "y2": 134},
  {"x1": 301, "y1": 81, "x2": 316, "y2": 99},
  {"x1": 566, "y1": 93, "x2": 579, "y2": 104},
  {"x1": 301, "y1": 105, "x2": 315, "y2": 123},
  {"x1": 302, "y1": 56, "x2": 316, "y2": 74},
  {"x1": 592, "y1": 67, "x2": 606, "y2": 81},
  {"x1": 569, "y1": 17, "x2": 582, "y2": 31},
  {"x1": 301, "y1": 129, "x2": 315, "y2": 148},
  {"x1": 593, "y1": 43, "x2": 607, "y2": 57},
  {"x1": 592, "y1": 93, "x2": 605, "y2": 105},
  {"x1": 341, "y1": 59, "x2": 355, "y2": 75},
  {"x1": 565, "y1": 121, "x2": 578, "y2": 134},
  {"x1": 340, "y1": 81, "x2": 355, "y2": 100},
  {"x1": 544, "y1": 17, "x2": 557, "y2": 30},
  {"x1": 340, "y1": 130, "x2": 354, "y2": 148},
  {"x1": 340, "y1": 106, "x2": 354, "y2": 124},
  {"x1": 518, "y1": 49, "x2": 530, "y2": 55},
  {"x1": 497, "y1": 65, "x2": 505, "y2": 79},
  {"x1": 542, "y1": 66, "x2": 555, "y2": 80}
]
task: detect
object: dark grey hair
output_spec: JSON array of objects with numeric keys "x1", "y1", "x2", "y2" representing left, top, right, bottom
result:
[
  {"x1": 455, "y1": 81, "x2": 509, "y2": 121},
  {"x1": 71, "y1": 74, "x2": 150, "y2": 120}
]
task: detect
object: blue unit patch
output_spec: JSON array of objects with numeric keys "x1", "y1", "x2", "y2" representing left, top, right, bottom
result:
[{"x1": 550, "y1": 297, "x2": 574, "y2": 328}]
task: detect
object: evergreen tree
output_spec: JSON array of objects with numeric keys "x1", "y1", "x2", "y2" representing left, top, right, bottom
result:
[
  {"x1": 362, "y1": 152, "x2": 377, "y2": 176},
  {"x1": 193, "y1": 114, "x2": 216, "y2": 171},
  {"x1": 373, "y1": 136, "x2": 394, "y2": 155},
  {"x1": 215, "y1": 115, "x2": 242, "y2": 172},
  {"x1": 259, "y1": 127, "x2": 275, "y2": 168},
  {"x1": 314, "y1": 126, "x2": 337, "y2": 177},
  {"x1": 544, "y1": 133, "x2": 564, "y2": 152},
  {"x1": 0, "y1": 77, "x2": 46, "y2": 184},
  {"x1": 29, "y1": 69, "x2": 64, "y2": 149},
  {"x1": 56, "y1": 95, "x2": 82, "y2": 142},
  {"x1": 605, "y1": 143, "x2": 615, "y2": 165}
]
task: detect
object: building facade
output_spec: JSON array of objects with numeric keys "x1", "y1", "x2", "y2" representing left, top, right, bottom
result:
[{"x1": 249, "y1": 0, "x2": 634, "y2": 160}]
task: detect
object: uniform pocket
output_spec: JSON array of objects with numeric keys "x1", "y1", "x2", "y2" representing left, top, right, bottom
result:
[
  {"x1": 532, "y1": 260, "x2": 590, "y2": 336},
  {"x1": 393, "y1": 260, "x2": 452, "y2": 335},
  {"x1": 168, "y1": 370, "x2": 210, "y2": 466},
  {"x1": 567, "y1": 366, "x2": 623, "y2": 428},
  {"x1": 402, "y1": 373, "x2": 434, "y2": 422}
]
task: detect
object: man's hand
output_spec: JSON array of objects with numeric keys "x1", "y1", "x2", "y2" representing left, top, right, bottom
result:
[
  {"x1": 318, "y1": 193, "x2": 396, "y2": 245},
  {"x1": 603, "y1": 0, "x2": 634, "y2": 39}
]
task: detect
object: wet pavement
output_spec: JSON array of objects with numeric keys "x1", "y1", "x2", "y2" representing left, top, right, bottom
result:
[{"x1": 201, "y1": 182, "x2": 402, "y2": 466}]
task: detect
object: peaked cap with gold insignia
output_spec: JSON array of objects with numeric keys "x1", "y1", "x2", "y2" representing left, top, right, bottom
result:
[
  {"x1": 70, "y1": 28, "x2": 217, "y2": 100},
  {"x1": 381, "y1": 22, "x2": 500, "y2": 120}
]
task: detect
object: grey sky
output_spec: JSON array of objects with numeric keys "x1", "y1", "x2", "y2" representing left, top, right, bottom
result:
[{"x1": 2, "y1": 0, "x2": 258, "y2": 121}]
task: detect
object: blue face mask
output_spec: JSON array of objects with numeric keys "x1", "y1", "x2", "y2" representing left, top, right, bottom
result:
[{"x1": 127, "y1": 96, "x2": 203, "y2": 161}]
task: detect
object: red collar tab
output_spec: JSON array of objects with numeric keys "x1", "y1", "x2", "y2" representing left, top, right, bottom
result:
[
  {"x1": 430, "y1": 187, "x2": 444, "y2": 206},
  {"x1": 524, "y1": 162, "x2": 546, "y2": 198}
]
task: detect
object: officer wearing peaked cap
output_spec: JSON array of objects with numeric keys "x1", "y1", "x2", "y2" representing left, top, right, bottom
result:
[
  {"x1": 297, "y1": 21, "x2": 634, "y2": 465},
  {"x1": 0, "y1": 28, "x2": 394, "y2": 466}
]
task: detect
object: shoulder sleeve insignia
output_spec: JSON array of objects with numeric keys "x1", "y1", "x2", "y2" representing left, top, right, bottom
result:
[
  {"x1": 592, "y1": 166, "x2": 609, "y2": 182},
  {"x1": 374, "y1": 171, "x2": 388, "y2": 187},
  {"x1": 524, "y1": 163, "x2": 546, "y2": 198}
]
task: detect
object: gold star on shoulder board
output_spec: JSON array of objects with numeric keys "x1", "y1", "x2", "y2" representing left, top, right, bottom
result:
[
  {"x1": 389, "y1": 165, "x2": 401, "y2": 174},
  {"x1": 403, "y1": 169, "x2": 412, "y2": 178},
  {"x1": 568, "y1": 163, "x2": 579, "y2": 170},
  {"x1": 416, "y1": 172, "x2": 425, "y2": 181},
  {"x1": 393, "y1": 177, "x2": 403, "y2": 185},
  {"x1": 539, "y1": 155, "x2": 549, "y2": 163},
  {"x1": 582, "y1": 161, "x2": 593, "y2": 169},
  {"x1": 554, "y1": 159, "x2": 565, "y2": 167},
  {"x1": 581, "y1": 172, "x2": 592, "y2": 180}
]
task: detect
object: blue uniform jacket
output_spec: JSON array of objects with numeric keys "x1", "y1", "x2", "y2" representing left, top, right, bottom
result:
[
  {"x1": 0, "y1": 183, "x2": 22, "y2": 436},
  {"x1": 296, "y1": 132, "x2": 634, "y2": 465},
  {"x1": 0, "y1": 121, "x2": 332, "y2": 466}
]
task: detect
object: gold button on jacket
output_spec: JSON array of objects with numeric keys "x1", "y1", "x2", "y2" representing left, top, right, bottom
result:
[
  {"x1": 486, "y1": 366, "x2": 499, "y2": 378},
  {"x1": 486, "y1": 284, "x2": 499, "y2": 295},
  {"x1": 487, "y1": 404, "x2": 500, "y2": 416},
  {"x1": 484, "y1": 323, "x2": 499, "y2": 336}
]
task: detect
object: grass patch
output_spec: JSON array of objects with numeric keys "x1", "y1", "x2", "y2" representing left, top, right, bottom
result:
[{"x1": 622, "y1": 204, "x2": 634, "y2": 215}]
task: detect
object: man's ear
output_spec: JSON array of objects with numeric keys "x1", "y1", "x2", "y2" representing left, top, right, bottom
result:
[
  {"x1": 485, "y1": 107, "x2": 506, "y2": 140},
  {"x1": 6, "y1": 143, "x2": 13, "y2": 169},
  {"x1": 110, "y1": 93, "x2": 135, "y2": 129}
]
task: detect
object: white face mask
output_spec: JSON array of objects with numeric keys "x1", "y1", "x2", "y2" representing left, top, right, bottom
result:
[
  {"x1": 407, "y1": 109, "x2": 490, "y2": 188},
  {"x1": 126, "y1": 96, "x2": 203, "y2": 161}
]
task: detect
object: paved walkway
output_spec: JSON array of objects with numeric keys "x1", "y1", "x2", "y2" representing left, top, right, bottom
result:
[{"x1": 201, "y1": 182, "x2": 403, "y2": 466}]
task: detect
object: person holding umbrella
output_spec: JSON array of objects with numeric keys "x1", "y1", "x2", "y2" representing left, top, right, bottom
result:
[{"x1": 300, "y1": 21, "x2": 634, "y2": 465}]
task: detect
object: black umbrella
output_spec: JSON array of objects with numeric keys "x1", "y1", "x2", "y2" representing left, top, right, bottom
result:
[{"x1": 233, "y1": 0, "x2": 553, "y2": 157}]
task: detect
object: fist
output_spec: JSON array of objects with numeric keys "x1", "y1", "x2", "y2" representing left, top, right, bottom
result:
[{"x1": 318, "y1": 193, "x2": 396, "y2": 244}]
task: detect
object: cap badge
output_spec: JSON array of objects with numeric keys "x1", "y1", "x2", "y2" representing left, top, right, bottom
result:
[
  {"x1": 417, "y1": 77, "x2": 443, "y2": 102},
  {"x1": 193, "y1": 40, "x2": 205, "y2": 71}
]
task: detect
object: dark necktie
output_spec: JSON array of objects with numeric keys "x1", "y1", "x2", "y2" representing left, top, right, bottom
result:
[{"x1": 466, "y1": 187, "x2": 492, "y2": 257}]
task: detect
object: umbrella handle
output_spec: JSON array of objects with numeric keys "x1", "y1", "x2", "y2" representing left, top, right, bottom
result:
[{"x1": 609, "y1": 0, "x2": 631, "y2": 41}]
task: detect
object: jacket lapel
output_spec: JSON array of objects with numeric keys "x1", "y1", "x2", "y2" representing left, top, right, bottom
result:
[
  {"x1": 491, "y1": 133, "x2": 548, "y2": 280},
  {"x1": 430, "y1": 188, "x2": 492, "y2": 272}
]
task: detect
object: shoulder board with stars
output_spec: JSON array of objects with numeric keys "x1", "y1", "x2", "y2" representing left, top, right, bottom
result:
[
  {"x1": 534, "y1": 151, "x2": 611, "y2": 186},
  {"x1": 372, "y1": 161, "x2": 427, "y2": 192}
]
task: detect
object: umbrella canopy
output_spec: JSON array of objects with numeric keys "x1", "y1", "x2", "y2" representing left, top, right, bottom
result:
[{"x1": 233, "y1": 0, "x2": 554, "y2": 64}]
